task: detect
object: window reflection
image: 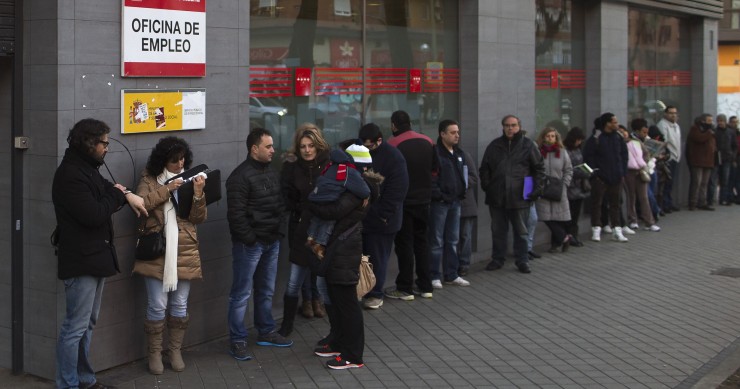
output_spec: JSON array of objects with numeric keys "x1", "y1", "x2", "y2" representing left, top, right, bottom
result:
[
  {"x1": 535, "y1": 0, "x2": 586, "y2": 135},
  {"x1": 627, "y1": 9, "x2": 691, "y2": 128},
  {"x1": 249, "y1": 0, "x2": 459, "y2": 154}
]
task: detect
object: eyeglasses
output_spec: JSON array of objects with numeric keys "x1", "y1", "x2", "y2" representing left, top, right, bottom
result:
[
  {"x1": 98, "y1": 140, "x2": 110, "y2": 148},
  {"x1": 503, "y1": 123, "x2": 519, "y2": 128}
]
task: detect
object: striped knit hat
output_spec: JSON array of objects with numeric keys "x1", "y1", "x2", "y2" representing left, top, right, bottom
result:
[{"x1": 345, "y1": 144, "x2": 373, "y2": 171}]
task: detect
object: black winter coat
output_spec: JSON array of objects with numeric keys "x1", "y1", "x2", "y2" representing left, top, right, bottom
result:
[
  {"x1": 479, "y1": 132, "x2": 545, "y2": 209},
  {"x1": 583, "y1": 130, "x2": 628, "y2": 185},
  {"x1": 52, "y1": 148, "x2": 128, "y2": 279},
  {"x1": 362, "y1": 141, "x2": 408, "y2": 235},
  {"x1": 280, "y1": 151, "x2": 329, "y2": 266},
  {"x1": 226, "y1": 157, "x2": 285, "y2": 245},
  {"x1": 431, "y1": 139, "x2": 467, "y2": 203}
]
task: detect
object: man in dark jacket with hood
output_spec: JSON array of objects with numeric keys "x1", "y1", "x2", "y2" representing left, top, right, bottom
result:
[
  {"x1": 226, "y1": 128, "x2": 291, "y2": 362},
  {"x1": 583, "y1": 112, "x2": 629, "y2": 242},
  {"x1": 479, "y1": 115, "x2": 545, "y2": 274},
  {"x1": 53, "y1": 118, "x2": 147, "y2": 389},
  {"x1": 358, "y1": 123, "x2": 409, "y2": 310}
]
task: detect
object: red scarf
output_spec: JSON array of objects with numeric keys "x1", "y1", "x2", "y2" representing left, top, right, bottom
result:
[
  {"x1": 540, "y1": 143, "x2": 560, "y2": 158},
  {"x1": 321, "y1": 161, "x2": 357, "y2": 181}
]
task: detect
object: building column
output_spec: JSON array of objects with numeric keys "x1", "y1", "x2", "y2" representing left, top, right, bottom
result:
[
  {"x1": 585, "y1": 1, "x2": 629, "y2": 125},
  {"x1": 692, "y1": 18, "x2": 719, "y2": 115}
]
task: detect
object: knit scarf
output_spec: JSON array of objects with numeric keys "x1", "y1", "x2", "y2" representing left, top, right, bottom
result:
[
  {"x1": 540, "y1": 143, "x2": 560, "y2": 158},
  {"x1": 157, "y1": 169, "x2": 182, "y2": 292}
]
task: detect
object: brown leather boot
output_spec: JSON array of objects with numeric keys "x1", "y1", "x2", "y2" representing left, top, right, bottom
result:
[
  {"x1": 167, "y1": 314, "x2": 189, "y2": 372},
  {"x1": 312, "y1": 299, "x2": 326, "y2": 318},
  {"x1": 144, "y1": 319, "x2": 165, "y2": 375},
  {"x1": 301, "y1": 300, "x2": 314, "y2": 318}
]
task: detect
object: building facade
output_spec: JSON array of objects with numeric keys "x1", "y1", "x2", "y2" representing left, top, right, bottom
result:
[{"x1": 0, "y1": 0, "x2": 721, "y2": 378}]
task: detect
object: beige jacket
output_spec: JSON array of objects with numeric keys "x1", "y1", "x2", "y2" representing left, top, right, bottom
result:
[{"x1": 133, "y1": 173, "x2": 207, "y2": 280}]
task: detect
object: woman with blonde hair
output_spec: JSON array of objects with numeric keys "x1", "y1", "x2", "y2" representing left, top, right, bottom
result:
[
  {"x1": 535, "y1": 127, "x2": 573, "y2": 253},
  {"x1": 278, "y1": 123, "x2": 331, "y2": 336},
  {"x1": 135, "y1": 136, "x2": 207, "y2": 375}
]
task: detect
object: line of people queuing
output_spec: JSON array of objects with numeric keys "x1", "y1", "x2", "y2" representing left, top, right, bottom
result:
[{"x1": 52, "y1": 106, "x2": 740, "y2": 387}]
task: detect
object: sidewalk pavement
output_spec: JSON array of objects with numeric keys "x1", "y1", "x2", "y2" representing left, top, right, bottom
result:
[{"x1": 5, "y1": 205, "x2": 740, "y2": 388}]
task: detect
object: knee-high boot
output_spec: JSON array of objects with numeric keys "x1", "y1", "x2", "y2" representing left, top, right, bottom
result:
[
  {"x1": 278, "y1": 295, "x2": 300, "y2": 337},
  {"x1": 166, "y1": 314, "x2": 189, "y2": 372},
  {"x1": 144, "y1": 319, "x2": 165, "y2": 375}
]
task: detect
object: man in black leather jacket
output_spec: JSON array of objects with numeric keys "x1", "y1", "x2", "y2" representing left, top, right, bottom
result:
[{"x1": 479, "y1": 115, "x2": 545, "y2": 274}]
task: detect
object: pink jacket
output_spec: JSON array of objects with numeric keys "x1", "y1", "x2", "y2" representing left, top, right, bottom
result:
[{"x1": 626, "y1": 140, "x2": 647, "y2": 170}]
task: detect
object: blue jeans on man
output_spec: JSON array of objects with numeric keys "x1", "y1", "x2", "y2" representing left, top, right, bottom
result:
[
  {"x1": 56, "y1": 275, "x2": 105, "y2": 389},
  {"x1": 527, "y1": 203, "x2": 537, "y2": 252},
  {"x1": 663, "y1": 159, "x2": 679, "y2": 209},
  {"x1": 457, "y1": 216, "x2": 475, "y2": 271},
  {"x1": 428, "y1": 200, "x2": 461, "y2": 282},
  {"x1": 718, "y1": 161, "x2": 733, "y2": 204},
  {"x1": 489, "y1": 206, "x2": 530, "y2": 267},
  {"x1": 228, "y1": 240, "x2": 279, "y2": 342}
]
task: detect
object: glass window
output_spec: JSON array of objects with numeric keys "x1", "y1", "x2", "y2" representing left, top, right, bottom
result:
[
  {"x1": 627, "y1": 9, "x2": 691, "y2": 129},
  {"x1": 535, "y1": 0, "x2": 586, "y2": 136},
  {"x1": 249, "y1": 0, "x2": 459, "y2": 154}
]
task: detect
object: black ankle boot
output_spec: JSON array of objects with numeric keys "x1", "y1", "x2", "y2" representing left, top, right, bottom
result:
[{"x1": 278, "y1": 295, "x2": 300, "y2": 337}]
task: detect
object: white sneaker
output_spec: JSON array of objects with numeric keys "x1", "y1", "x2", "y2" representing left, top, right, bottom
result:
[
  {"x1": 629, "y1": 223, "x2": 639, "y2": 229},
  {"x1": 602, "y1": 225, "x2": 612, "y2": 234},
  {"x1": 591, "y1": 226, "x2": 601, "y2": 242},
  {"x1": 612, "y1": 227, "x2": 629, "y2": 242},
  {"x1": 645, "y1": 224, "x2": 661, "y2": 232},
  {"x1": 622, "y1": 226, "x2": 636, "y2": 235},
  {"x1": 363, "y1": 297, "x2": 384, "y2": 310},
  {"x1": 431, "y1": 279, "x2": 443, "y2": 289},
  {"x1": 444, "y1": 277, "x2": 470, "y2": 287}
]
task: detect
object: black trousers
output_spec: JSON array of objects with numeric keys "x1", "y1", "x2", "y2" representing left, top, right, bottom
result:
[
  {"x1": 567, "y1": 198, "x2": 583, "y2": 237},
  {"x1": 327, "y1": 283, "x2": 364, "y2": 363},
  {"x1": 544, "y1": 220, "x2": 569, "y2": 246},
  {"x1": 393, "y1": 204, "x2": 432, "y2": 293}
]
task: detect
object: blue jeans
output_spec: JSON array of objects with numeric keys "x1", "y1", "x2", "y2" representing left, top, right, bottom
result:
[
  {"x1": 718, "y1": 162, "x2": 733, "y2": 203},
  {"x1": 527, "y1": 203, "x2": 537, "y2": 251},
  {"x1": 285, "y1": 263, "x2": 311, "y2": 298},
  {"x1": 56, "y1": 276, "x2": 105, "y2": 389},
  {"x1": 457, "y1": 217, "x2": 475, "y2": 269},
  {"x1": 362, "y1": 232, "x2": 395, "y2": 299},
  {"x1": 663, "y1": 159, "x2": 679, "y2": 209},
  {"x1": 428, "y1": 200, "x2": 461, "y2": 282},
  {"x1": 647, "y1": 171, "x2": 661, "y2": 216},
  {"x1": 489, "y1": 206, "x2": 530, "y2": 267},
  {"x1": 227, "y1": 241, "x2": 279, "y2": 342},
  {"x1": 308, "y1": 217, "x2": 335, "y2": 246},
  {"x1": 144, "y1": 277, "x2": 191, "y2": 321}
]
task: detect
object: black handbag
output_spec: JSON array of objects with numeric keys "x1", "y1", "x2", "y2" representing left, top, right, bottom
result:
[
  {"x1": 542, "y1": 175, "x2": 563, "y2": 201},
  {"x1": 135, "y1": 229, "x2": 166, "y2": 261}
]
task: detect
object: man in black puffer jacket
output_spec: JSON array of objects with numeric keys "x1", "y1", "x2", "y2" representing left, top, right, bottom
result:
[
  {"x1": 479, "y1": 115, "x2": 545, "y2": 274},
  {"x1": 226, "y1": 128, "x2": 290, "y2": 362}
]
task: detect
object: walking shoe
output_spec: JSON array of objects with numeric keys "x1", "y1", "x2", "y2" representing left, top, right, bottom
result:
[
  {"x1": 629, "y1": 222, "x2": 639, "y2": 229},
  {"x1": 612, "y1": 227, "x2": 629, "y2": 242},
  {"x1": 256, "y1": 331, "x2": 293, "y2": 347},
  {"x1": 229, "y1": 341, "x2": 253, "y2": 361},
  {"x1": 431, "y1": 279, "x2": 443, "y2": 289},
  {"x1": 644, "y1": 224, "x2": 661, "y2": 232},
  {"x1": 698, "y1": 205, "x2": 715, "y2": 211},
  {"x1": 384, "y1": 287, "x2": 414, "y2": 301},
  {"x1": 602, "y1": 225, "x2": 612, "y2": 234},
  {"x1": 621, "y1": 225, "x2": 636, "y2": 235},
  {"x1": 527, "y1": 250, "x2": 542, "y2": 259},
  {"x1": 517, "y1": 263, "x2": 532, "y2": 274},
  {"x1": 591, "y1": 226, "x2": 601, "y2": 242},
  {"x1": 412, "y1": 287, "x2": 433, "y2": 298},
  {"x1": 458, "y1": 266, "x2": 469, "y2": 276},
  {"x1": 81, "y1": 383, "x2": 116, "y2": 389},
  {"x1": 485, "y1": 260, "x2": 503, "y2": 271},
  {"x1": 444, "y1": 277, "x2": 470, "y2": 287},
  {"x1": 363, "y1": 297, "x2": 384, "y2": 309},
  {"x1": 314, "y1": 343, "x2": 341, "y2": 357},
  {"x1": 326, "y1": 355, "x2": 364, "y2": 369}
]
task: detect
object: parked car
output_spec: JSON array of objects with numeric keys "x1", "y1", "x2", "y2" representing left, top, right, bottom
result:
[{"x1": 249, "y1": 97, "x2": 288, "y2": 122}]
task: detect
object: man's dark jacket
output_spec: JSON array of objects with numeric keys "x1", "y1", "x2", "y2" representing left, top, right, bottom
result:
[
  {"x1": 362, "y1": 141, "x2": 409, "y2": 234},
  {"x1": 431, "y1": 138, "x2": 467, "y2": 203},
  {"x1": 387, "y1": 128, "x2": 435, "y2": 206},
  {"x1": 52, "y1": 147, "x2": 128, "y2": 280},
  {"x1": 227, "y1": 156, "x2": 285, "y2": 245},
  {"x1": 479, "y1": 131, "x2": 545, "y2": 209},
  {"x1": 715, "y1": 126, "x2": 737, "y2": 165},
  {"x1": 583, "y1": 130, "x2": 628, "y2": 185}
]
